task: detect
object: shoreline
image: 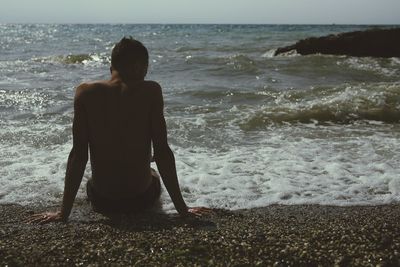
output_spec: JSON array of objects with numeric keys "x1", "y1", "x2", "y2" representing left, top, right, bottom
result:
[{"x1": 1, "y1": 203, "x2": 400, "y2": 266}]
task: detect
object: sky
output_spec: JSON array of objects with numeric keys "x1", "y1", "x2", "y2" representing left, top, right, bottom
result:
[{"x1": 0, "y1": 0, "x2": 399, "y2": 24}]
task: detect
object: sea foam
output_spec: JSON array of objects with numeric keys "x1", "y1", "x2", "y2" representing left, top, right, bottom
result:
[{"x1": 1, "y1": 24, "x2": 400, "y2": 212}]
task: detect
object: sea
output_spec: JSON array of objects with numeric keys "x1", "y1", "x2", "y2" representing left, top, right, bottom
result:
[{"x1": 1, "y1": 24, "x2": 400, "y2": 211}]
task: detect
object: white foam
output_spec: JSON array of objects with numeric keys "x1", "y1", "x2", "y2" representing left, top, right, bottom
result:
[
  {"x1": 340, "y1": 57, "x2": 398, "y2": 77},
  {"x1": 151, "y1": 122, "x2": 400, "y2": 212},
  {"x1": 2, "y1": 86, "x2": 400, "y2": 212},
  {"x1": 261, "y1": 49, "x2": 276, "y2": 58},
  {"x1": 390, "y1": 57, "x2": 400, "y2": 66}
]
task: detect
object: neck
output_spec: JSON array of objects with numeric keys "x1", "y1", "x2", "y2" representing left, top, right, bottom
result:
[{"x1": 111, "y1": 70, "x2": 144, "y2": 84}]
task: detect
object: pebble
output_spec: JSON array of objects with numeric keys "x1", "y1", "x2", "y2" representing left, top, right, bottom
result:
[{"x1": 1, "y1": 204, "x2": 400, "y2": 266}]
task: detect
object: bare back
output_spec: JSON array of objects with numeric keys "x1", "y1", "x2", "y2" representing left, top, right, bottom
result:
[{"x1": 78, "y1": 78, "x2": 159, "y2": 199}]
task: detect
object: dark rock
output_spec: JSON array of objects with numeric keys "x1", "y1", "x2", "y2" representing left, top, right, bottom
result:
[{"x1": 274, "y1": 28, "x2": 400, "y2": 58}]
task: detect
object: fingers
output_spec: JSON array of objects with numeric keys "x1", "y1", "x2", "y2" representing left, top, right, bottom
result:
[
  {"x1": 24, "y1": 214, "x2": 42, "y2": 221},
  {"x1": 188, "y1": 211, "x2": 202, "y2": 218},
  {"x1": 198, "y1": 207, "x2": 213, "y2": 213},
  {"x1": 26, "y1": 216, "x2": 46, "y2": 224},
  {"x1": 25, "y1": 212, "x2": 61, "y2": 224},
  {"x1": 24, "y1": 213, "x2": 45, "y2": 223},
  {"x1": 26, "y1": 214, "x2": 47, "y2": 224},
  {"x1": 188, "y1": 207, "x2": 214, "y2": 217},
  {"x1": 38, "y1": 216, "x2": 55, "y2": 225}
]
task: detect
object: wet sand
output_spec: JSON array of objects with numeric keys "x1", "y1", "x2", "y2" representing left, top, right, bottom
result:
[{"x1": 1, "y1": 202, "x2": 399, "y2": 266}]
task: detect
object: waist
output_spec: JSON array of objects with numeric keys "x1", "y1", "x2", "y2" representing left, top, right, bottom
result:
[
  {"x1": 91, "y1": 171, "x2": 153, "y2": 199},
  {"x1": 86, "y1": 174, "x2": 161, "y2": 213}
]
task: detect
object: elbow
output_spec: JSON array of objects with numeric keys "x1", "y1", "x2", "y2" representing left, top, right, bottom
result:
[
  {"x1": 153, "y1": 144, "x2": 173, "y2": 161},
  {"x1": 69, "y1": 146, "x2": 88, "y2": 164}
]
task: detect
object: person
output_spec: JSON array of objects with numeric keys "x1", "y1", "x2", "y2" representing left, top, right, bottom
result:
[{"x1": 28, "y1": 37, "x2": 210, "y2": 224}]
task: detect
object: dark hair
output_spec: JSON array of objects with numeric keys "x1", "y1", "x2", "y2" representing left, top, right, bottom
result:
[{"x1": 111, "y1": 37, "x2": 149, "y2": 80}]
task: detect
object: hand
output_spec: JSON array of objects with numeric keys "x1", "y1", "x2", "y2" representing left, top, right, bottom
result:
[
  {"x1": 26, "y1": 211, "x2": 65, "y2": 224},
  {"x1": 180, "y1": 207, "x2": 213, "y2": 217}
]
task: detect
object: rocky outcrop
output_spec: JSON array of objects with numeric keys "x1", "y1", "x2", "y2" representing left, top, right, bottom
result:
[{"x1": 274, "y1": 28, "x2": 400, "y2": 58}]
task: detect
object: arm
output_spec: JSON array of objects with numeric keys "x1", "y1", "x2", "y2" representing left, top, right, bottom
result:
[
  {"x1": 150, "y1": 83, "x2": 188, "y2": 214},
  {"x1": 28, "y1": 85, "x2": 89, "y2": 223},
  {"x1": 150, "y1": 83, "x2": 212, "y2": 217},
  {"x1": 61, "y1": 84, "x2": 90, "y2": 219}
]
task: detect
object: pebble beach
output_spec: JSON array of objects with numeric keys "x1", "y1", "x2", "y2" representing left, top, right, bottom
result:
[{"x1": 1, "y1": 203, "x2": 399, "y2": 266}]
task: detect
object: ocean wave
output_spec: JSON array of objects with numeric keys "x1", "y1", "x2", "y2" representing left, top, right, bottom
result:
[
  {"x1": 59, "y1": 54, "x2": 92, "y2": 64},
  {"x1": 338, "y1": 57, "x2": 399, "y2": 77},
  {"x1": 0, "y1": 88, "x2": 71, "y2": 115},
  {"x1": 180, "y1": 88, "x2": 277, "y2": 104},
  {"x1": 239, "y1": 83, "x2": 400, "y2": 129},
  {"x1": 242, "y1": 106, "x2": 400, "y2": 129},
  {"x1": 3, "y1": 23, "x2": 400, "y2": 209},
  {"x1": 391, "y1": 57, "x2": 400, "y2": 66},
  {"x1": 175, "y1": 46, "x2": 203, "y2": 52},
  {"x1": 33, "y1": 53, "x2": 110, "y2": 65},
  {"x1": 261, "y1": 49, "x2": 276, "y2": 58},
  {"x1": 176, "y1": 44, "x2": 270, "y2": 54},
  {"x1": 185, "y1": 54, "x2": 261, "y2": 75}
]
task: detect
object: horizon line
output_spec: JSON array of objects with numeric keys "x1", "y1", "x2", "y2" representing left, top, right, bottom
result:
[{"x1": 1, "y1": 22, "x2": 400, "y2": 26}]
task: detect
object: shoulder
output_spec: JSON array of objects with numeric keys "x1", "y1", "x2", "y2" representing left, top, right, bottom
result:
[
  {"x1": 75, "y1": 80, "x2": 110, "y2": 99},
  {"x1": 142, "y1": 80, "x2": 163, "y2": 99},
  {"x1": 143, "y1": 80, "x2": 162, "y2": 91},
  {"x1": 76, "y1": 80, "x2": 109, "y2": 93},
  {"x1": 73, "y1": 81, "x2": 106, "y2": 108}
]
